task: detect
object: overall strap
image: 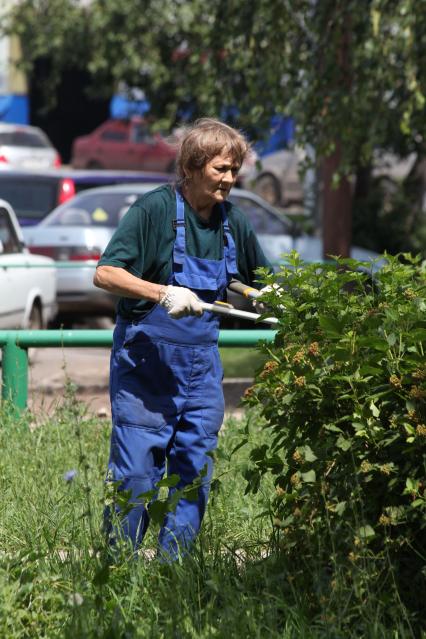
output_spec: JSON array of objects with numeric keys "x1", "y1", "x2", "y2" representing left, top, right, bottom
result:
[
  {"x1": 173, "y1": 190, "x2": 186, "y2": 265},
  {"x1": 221, "y1": 204, "x2": 238, "y2": 276}
]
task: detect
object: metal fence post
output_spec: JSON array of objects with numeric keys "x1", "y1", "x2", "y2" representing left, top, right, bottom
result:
[{"x1": 2, "y1": 337, "x2": 28, "y2": 412}]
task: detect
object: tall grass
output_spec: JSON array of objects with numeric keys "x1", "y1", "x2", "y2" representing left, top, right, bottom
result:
[{"x1": 0, "y1": 388, "x2": 420, "y2": 638}]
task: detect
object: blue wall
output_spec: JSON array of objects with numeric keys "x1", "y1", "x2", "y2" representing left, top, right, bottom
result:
[{"x1": 0, "y1": 94, "x2": 29, "y2": 124}]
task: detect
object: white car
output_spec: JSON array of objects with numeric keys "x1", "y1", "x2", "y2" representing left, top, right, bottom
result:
[
  {"x1": 0, "y1": 198, "x2": 57, "y2": 330},
  {"x1": 0, "y1": 123, "x2": 61, "y2": 170}
]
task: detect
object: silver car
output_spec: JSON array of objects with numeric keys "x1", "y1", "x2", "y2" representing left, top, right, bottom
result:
[
  {"x1": 22, "y1": 184, "x2": 379, "y2": 325},
  {"x1": 0, "y1": 123, "x2": 61, "y2": 170},
  {"x1": 240, "y1": 148, "x2": 305, "y2": 207}
]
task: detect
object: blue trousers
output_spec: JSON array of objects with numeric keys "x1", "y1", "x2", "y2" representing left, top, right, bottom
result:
[{"x1": 106, "y1": 329, "x2": 224, "y2": 559}]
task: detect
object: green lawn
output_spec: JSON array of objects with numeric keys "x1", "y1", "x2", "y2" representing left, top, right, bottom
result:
[{"x1": 0, "y1": 391, "x2": 416, "y2": 638}]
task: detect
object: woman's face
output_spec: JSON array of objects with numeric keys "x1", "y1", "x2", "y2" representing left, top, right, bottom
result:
[{"x1": 186, "y1": 153, "x2": 241, "y2": 207}]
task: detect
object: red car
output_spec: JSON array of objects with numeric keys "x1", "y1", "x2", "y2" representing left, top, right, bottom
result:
[{"x1": 71, "y1": 118, "x2": 177, "y2": 172}]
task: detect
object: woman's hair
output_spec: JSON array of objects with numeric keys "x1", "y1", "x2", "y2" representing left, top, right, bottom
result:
[{"x1": 175, "y1": 118, "x2": 250, "y2": 182}]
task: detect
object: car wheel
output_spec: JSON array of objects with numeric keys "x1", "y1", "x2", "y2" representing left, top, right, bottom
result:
[
  {"x1": 27, "y1": 302, "x2": 43, "y2": 364},
  {"x1": 255, "y1": 173, "x2": 282, "y2": 206},
  {"x1": 86, "y1": 160, "x2": 104, "y2": 169}
]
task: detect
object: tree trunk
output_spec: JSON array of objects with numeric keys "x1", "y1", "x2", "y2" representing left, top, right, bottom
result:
[{"x1": 321, "y1": 142, "x2": 353, "y2": 258}]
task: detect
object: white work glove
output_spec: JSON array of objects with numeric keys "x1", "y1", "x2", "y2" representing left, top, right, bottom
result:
[
  {"x1": 253, "y1": 284, "x2": 285, "y2": 313},
  {"x1": 159, "y1": 285, "x2": 204, "y2": 319}
]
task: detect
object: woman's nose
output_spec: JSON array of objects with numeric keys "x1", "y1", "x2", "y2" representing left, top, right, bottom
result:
[{"x1": 222, "y1": 169, "x2": 236, "y2": 183}]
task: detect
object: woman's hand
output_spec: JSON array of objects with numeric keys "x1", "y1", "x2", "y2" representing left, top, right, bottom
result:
[{"x1": 159, "y1": 285, "x2": 204, "y2": 318}]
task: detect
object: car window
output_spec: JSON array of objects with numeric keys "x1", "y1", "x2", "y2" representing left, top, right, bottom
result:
[
  {"x1": 0, "y1": 180, "x2": 58, "y2": 221},
  {"x1": 101, "y1": 130, "x2": 127, "y2": 142},
  {"x1": 0, "y1": 207, "x2": 21, "y2": 254},
  {"x1": 131, "y1": 123, "x2": 155, "y2": 144},
  {"x1": 0, "y1": 130, "x2": 50, "y2": 148},
  {"x1": 45, "y1": 192, "x2": 139, "y2": 227},
  {"x1": 229, "y1": 195, "x2": 291, "y2": 234}
]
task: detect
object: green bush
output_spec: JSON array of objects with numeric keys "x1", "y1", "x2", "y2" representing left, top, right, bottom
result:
[{"x1": 244, "y1": 253, "x2": 426, "y2": 629}]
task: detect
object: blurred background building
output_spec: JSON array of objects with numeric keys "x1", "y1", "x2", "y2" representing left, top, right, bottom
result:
[{"x1": 0, "y1": 0, "x2": 28, "y2": 124}]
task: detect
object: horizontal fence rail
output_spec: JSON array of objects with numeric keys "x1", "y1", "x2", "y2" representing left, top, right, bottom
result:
[
  {"x1": 0, "y1": 261, "x2": 98, "y2": 266},
  {"x1": 0, "y1": 329, "x2": 277, "y2": 413}
]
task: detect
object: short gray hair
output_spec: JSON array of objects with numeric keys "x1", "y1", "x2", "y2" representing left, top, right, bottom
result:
[{"x1": 176, "y1": 118, "x2": 250, "y2": 182}]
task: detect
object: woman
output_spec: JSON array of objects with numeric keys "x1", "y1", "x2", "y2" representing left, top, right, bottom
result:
[{"x1": 94, "y1": 118, "x2": 271, "y2": 559}]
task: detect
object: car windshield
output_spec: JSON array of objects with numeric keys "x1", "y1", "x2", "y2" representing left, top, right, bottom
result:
[
  {"x1": 0, "y1": 130, "x2": 51, "y2": 148},
  {"x1": 229, "y1": 195, "x2": 291, "y2": 235},
  {"x1": 43, "y1": 189, "x2": 292, "y2": 232},
  {"x1": 44, "y1": 191, "x2": 140, "y2": 227},
  {"x1": 0, "y1": 180, "x2": 58, "y2": 221}
]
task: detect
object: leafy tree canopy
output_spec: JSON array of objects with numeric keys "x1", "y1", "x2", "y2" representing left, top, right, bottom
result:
[{"x1": 3, "y1": 0, "x2": 426, "y2": 168}]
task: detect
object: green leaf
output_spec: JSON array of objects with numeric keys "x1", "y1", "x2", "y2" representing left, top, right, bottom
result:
[
  {"x1": 93, "y1": 564, "x2": 110, "y2": 587},
  {"x1": 370, "y1": 401, "x2": 380, "y2": 417},
  {"x1": 319, "y1": 316, "x2": 344, "y2": 335},
  {"x1": 156, "y1": 474, "x2": 180, "y2": 489},
  {"x1": 335, "y1": 501, "x2": 347, "y2": 516},
  {"x1": 358, "y1": 524, "x2": 375, "y2": 539},
  {"x1": 359, "y1": 337, "x2": 388, "y2": 351},
  {"x1": 184, "y1": 485, "x2": 200, "y2": 502},
  {"x1": 386, "y1": 333, "x2": 397, "y2": 346},
  {"x1": 405, "y1": 477, "x2": 418, "y2": 492},
  {"x1": 147, "y1": 500, "x2": 169, "y2": 525},
  {"x1": 359, "y1": 364, "x2": 383, "y2": 375},
  {"x1": 231, "y1": 438, "x2": 248, "y2": 456},
  {"x1": 324, "y1": 424, "x2": 343, "y2": 433},
  {"x1": 409, "y1": 328, "x2": 426, "y2": 342},
  {"x1": 336, "y1": 435, "x2": 351, "y2": 451},
  {"x1": 300, "y1": 470, "x2": 316, "y2": 483},
  {"x1": 333, "y1": 349, "x2": 352, "y2": 361},
  {"x1": 301, "y1": 445, "x2": 317, "y2": 462}
]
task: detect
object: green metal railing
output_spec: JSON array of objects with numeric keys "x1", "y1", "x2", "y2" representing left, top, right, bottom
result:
[{"x1": 0, "y1": 329, "x2": 276, "y2": 413}]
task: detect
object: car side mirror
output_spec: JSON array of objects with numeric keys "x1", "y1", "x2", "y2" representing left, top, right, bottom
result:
[{"x1": 0, "y1": 239, "x2": 4, "y2": 254}]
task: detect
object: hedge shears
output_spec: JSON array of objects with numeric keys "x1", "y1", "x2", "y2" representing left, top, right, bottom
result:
[{"x1": 200, "y1": 280, "x2": 279, "y2": 326}]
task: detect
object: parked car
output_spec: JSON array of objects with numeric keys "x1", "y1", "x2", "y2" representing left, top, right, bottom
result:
[
  {"x1": 71, "y1": 118, "x2": 178, "y2": 172},
  {"x1": 22, "y1": 184, "x2": 380, "y2": 326},
  {"x1": 0, "y1": 198, "x2": 56, "y2": 330},
  {"x1": 0, "y1": 167, "x2": 172, "y2": 226},
  {"x1": 240, "y1": 148, "x2": 306, "y2": 206},
  {"x1": 0, "y1": 123, "x2": 61, "y2": 170}
]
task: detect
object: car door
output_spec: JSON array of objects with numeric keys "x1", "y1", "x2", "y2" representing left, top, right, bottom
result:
[
  {"x1": 0, "y1": 205, "x2": 28, "y2": 328},
  {"x1": 129, "y1": 122, "x2": 166, "y2": 171},
  {"x1": 97, "y1": 121, "x2": 129, "y2": 169},
  {"x1": 228, "y1": 193, "x2": 295, "y2": 266}
]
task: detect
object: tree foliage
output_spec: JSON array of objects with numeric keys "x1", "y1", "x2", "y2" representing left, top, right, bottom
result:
[{"x1": 3, "y1": 0, "x2": 426, "y2": 167}]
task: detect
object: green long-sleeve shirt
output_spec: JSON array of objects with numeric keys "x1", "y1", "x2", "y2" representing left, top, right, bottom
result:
[{"x1": 98, "y1": 184, "x2": 271, "y2": 319}]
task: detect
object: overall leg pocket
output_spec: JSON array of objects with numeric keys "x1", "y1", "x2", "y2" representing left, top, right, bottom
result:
[
  {"x1": 112, "y1": 340, "x2": 178, "y2": 429},
  {"x1": 199, "y1": 347, "x2": 225, "y2": 438}
]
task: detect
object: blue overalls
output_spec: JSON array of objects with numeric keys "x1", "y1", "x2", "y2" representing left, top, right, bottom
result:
[{"x1": 106, "y1": 190, "x2": 238, "y2": 559}]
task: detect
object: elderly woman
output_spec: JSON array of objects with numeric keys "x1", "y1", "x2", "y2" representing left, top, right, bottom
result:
[{"x1": 94, "y1": 118, "x2": 271, "y2": 559}]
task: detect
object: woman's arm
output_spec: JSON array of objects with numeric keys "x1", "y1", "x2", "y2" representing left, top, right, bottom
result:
[{"x1": 93, "y1": 265, "x2": 166, "y2": 303}]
